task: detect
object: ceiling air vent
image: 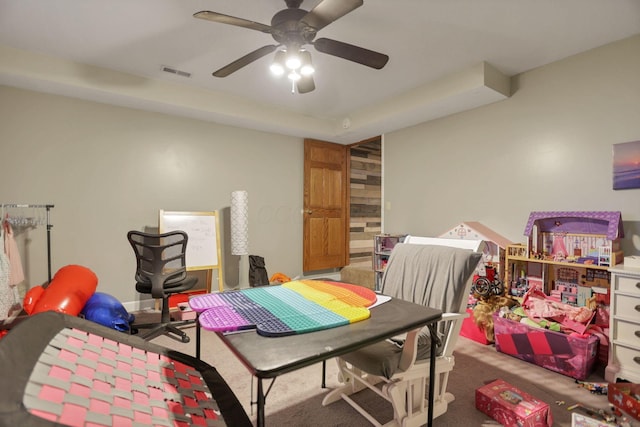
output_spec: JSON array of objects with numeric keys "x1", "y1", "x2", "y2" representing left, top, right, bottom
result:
[{"x1": 161, "y1": 66, "x2": 191, "y2": 78}]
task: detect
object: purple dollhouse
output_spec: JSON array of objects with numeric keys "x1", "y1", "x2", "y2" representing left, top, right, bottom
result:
[{"x1": 524, "y1": 211, "x2": 624, "y2": 267}]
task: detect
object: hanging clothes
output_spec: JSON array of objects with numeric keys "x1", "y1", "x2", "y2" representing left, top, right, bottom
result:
[
  {"x1": 0, "y1": 227, "x2": 12, "y2": 321},
  {"x1": 0, "y1": 203, "x2": 54, "y2": 286},
  {"x1": 1, "y1": 217, "x2": 25, "y2": 322},
  {"x1": 4, "y1": 218, "x2": 24, "y2": 286}
]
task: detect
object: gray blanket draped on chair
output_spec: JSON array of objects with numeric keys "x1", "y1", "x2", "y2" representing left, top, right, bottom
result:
[{"x1": 341, "y1": 243, "x2": 481, "y2": 378}]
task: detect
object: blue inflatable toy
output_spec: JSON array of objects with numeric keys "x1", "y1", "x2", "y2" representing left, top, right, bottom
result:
[{"x1": 81, "y1": 292, "x2": 135, "y2": 332}]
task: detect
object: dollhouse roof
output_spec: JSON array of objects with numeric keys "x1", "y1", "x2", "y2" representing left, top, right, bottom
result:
[
  {"x1": 523, "y1": 211, "x2": 624, "y2": 240},
  {"x1": 439, "y1": 221, "x2": 512, "y2": 249}
]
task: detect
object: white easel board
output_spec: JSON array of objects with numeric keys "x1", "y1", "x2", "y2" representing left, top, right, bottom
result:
[{"x1": 159, "y1": 210, "x2": 224, "y2": 292}]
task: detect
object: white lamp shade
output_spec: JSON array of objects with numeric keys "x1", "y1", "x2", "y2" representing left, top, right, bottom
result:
[{"x1": 230, "y1": 190, "x2": 249, "y2": 255}]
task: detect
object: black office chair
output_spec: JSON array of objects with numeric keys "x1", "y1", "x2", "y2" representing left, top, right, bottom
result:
[{"x1": 127, "y1": 230, "x2": 198, "y2": 343}]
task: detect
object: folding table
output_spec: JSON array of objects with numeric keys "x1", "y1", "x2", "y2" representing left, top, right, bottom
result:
[{"x1": 194, "y1": 295, "x2": 442, "y2": 427}]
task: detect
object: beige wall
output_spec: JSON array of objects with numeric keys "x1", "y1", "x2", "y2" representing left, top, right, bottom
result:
[
  {"x1": 1, "y1": 34, "x2": 639, "y2": 309},
  {"x1": 384, "y1": 34, "x2": 640, "y2": 251},
  {"x1": 0, "y1": 87, "x2": 304, "y2": 307}
]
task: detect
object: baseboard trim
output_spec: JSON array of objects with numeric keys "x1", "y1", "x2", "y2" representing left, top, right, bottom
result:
[{"x1": 122, "y1": 299, "x2": 155, "y2": 313}]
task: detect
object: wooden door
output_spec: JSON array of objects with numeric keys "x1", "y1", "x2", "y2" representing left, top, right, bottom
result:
[{"x1": 303, "y1": 139, "x2": 349, "y2": 272}]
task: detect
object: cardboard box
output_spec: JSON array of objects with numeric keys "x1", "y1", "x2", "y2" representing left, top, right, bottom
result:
[
  {"x1": 475, "y1": 379, "x2": 552, "y2": 427},
  {"x1": 571, "y1": 412, "x2": 616, "y2": 427},
  {"x1": 493, "y1": 314, "x2": 599, "y2": 380},
  {"x1": 608, "y1": 383, "x2": 640, "y2": 421}
]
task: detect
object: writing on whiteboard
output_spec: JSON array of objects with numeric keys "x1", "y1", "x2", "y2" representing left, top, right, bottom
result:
[{"x1": 161, "y1": 212, "x2": 218, "y2": 268}]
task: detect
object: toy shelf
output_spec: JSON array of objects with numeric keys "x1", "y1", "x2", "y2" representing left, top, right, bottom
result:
[{"x1": 373, "y1": 234, "x2": 404, "y2": 291}]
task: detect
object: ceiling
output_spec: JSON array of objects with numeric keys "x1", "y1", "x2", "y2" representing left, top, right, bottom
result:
[{"x1": 1, "y1": 0, "x2": 639, "y2": 144}]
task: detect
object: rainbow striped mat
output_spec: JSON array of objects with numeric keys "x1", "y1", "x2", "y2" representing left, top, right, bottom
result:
[{"x1": 189, "y1": 280, "x2": 377, "y2": 337}]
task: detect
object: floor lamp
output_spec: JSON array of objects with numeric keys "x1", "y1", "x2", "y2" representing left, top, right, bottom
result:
[{"x1": 231, "y1": 190, "x2": 250, "y2": 288}]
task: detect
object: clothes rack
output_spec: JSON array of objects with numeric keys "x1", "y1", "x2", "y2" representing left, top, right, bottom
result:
[{"x1": 1, "y1": 204, "x2": 55, "y2": 282}]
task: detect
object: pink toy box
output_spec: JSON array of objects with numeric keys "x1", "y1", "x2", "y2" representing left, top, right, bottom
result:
[
  {"x1": 460, "y1": 308, "x2": 491, "y2": 344},
  {"x1": 608, "y1": 383, "x2": 640, "y2": 421},
  {"x1": 493, "y1": 314, "x2": 599, "y2": 380},
  {"x1": 476, "y1": 379, "x2": 553, "y2": 427}
]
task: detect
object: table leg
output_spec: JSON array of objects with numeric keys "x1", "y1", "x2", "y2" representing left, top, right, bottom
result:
[
  {"x1": 321, "y1": 360, "x2": 326, "y2": 388},
  {"x1": 427, "y1": 323, "x2": 436, "y2": 427},
  {"x1": 196, "y1": 313, "x2": 201, "y2": 360},
  {"x1": 257, "y1": 377, "x2": 265, "y2": 427}
]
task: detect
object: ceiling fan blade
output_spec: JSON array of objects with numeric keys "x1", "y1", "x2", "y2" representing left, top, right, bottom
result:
[
  {"x1": 194, "y1": 11, "x2": 273, "y2": 34},
  {"x1": 301, "y1": 0, "x2": 363, "y2": 31},
  {"x1": 314, "y1": 38, "x2": 389, "y2": 69},
  {"x1": 213, "y1": 45, "x2": 278, "y2": 77},
  {"x1": 297, "y1": 75, "x2": 315, "y2": 94}
]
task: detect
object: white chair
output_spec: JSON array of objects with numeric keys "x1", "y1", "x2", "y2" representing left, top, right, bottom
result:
[{"x1": 322, "y1": 236, "x2": 484, "y2": 427}]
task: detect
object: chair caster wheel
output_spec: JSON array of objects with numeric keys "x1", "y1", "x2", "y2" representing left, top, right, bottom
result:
[{"x1": 181, "y1": 335, "x2": 190, "y2": 343}]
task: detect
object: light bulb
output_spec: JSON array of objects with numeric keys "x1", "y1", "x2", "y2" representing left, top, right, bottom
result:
[
  {"x1": 270, "y1": 50, "x2": 286, "y2": 76},
  {"x1": 286, "y1": 53, "x2": 301, "y2": 70},
  {"x1": 300, "y1": 51, "x2": 314, "y2": 76},
  {"x1": 300, "y1": 63, "x2": 314, "y2": 76},
  {"x1": 287, "y1": 71, "x2": 301, "y2": 81},
  {"x1": 270, "y1": 62, "x2": 284, "y2": 76}
]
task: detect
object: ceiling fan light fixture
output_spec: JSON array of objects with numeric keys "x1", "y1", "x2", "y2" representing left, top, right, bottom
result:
[
  {"x1": 300, "y1": 50, "x2": 314, "y2": 76},
  {"x1": 285, "y1": 50, "x2": 302, "y2": 70},
  {"x1": 195, "y1": 0, "x2": 389, "y2": 94},
  {"x1": 270, "y1": 50, "x2": 286, "y2": 76},
  {"x1": 287, "y1": 70, "x2": 301, "y2": 81}
]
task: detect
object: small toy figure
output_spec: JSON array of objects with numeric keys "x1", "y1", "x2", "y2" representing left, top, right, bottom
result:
[
  {"x1": 575, "y1": 379, "x2": 608, "y2": 395},
  {"x1": 509, "y1": 277, "x2": 529, "y2": 298},
  {"x1": 585, "y1": 295, "x2": 598, "y2": 310},
  {"x1": 553, "y1": 251, "x2": 566, "y2": 262}
]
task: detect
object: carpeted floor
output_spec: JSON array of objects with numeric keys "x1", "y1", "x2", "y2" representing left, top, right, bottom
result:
[{"x1": 136, "y1": 313, "x2": 636, "y2": 427}]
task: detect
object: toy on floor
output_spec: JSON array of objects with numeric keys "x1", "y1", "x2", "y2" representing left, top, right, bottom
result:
[
  {"x1": 269, "y1": 272, "x2": 291, "y2": 284},
  {"x1": 575, "y1": 379, "x2": 608, "y2": 395},
  {"x1": 81, "y1": 291, "x2": 135, "y2": 332},
  {"x1": 567, "y1": 403, "x2": 617, "y2": 424},
  {"x1": 23, "y1": 265, "x2": 97, "y2": 316}
]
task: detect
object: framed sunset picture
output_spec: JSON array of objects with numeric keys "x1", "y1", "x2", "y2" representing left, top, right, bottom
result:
[{"x1": 613, "y1": 140, "x2": 640, "y2": 190}]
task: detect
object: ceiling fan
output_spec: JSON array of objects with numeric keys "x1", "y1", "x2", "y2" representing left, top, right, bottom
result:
[{"x1": 194, "y1": 0, "x2": 389, "y2": 94}]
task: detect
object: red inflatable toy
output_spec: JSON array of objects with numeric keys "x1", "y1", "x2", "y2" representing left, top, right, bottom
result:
[{"x1": 23, "y1": 265, "x2": 98, "y2": 315}]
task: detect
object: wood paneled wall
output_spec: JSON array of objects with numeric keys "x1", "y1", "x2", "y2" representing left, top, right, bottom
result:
[{"x1": 348, "y1": 137, "x2": 382, "y2": 268}]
